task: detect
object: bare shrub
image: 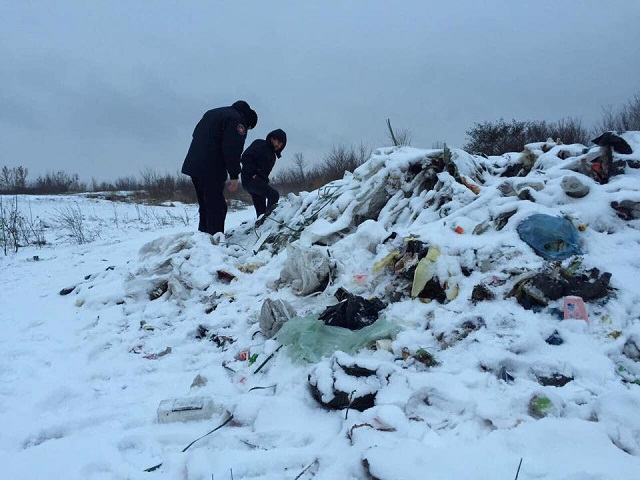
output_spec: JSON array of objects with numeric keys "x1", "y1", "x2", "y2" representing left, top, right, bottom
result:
[
  {"x1": 594, "y1": 93, "x2": 640, "y2": 133},
  {"x1": 18, "y1": 201, "x2": 46, "y2": 247},
  {"x1": 271, "y1": 153, "x2": 312, "y2": 194},
  {"x1": 139, "y1": 169, "x2": 198, "y2": 204},
  {"x1": 152, "y1": 207, "x2": 191, "y2": 227},
  {"x1": 548, "y1": 117, "x2": 590, "y2": 145},
  {"x1": 313, "y1": 143, "x2": 371, "y2": 185},
  {"x1": 174, "y1": 174, "x2": 197, "y2": 203},
  {"x1": 464, "y1": 117, "x2": 590, "y2": 156},
  {"x1": 271, "y1": 144, "x2": 371, "y2": 194},
  {"x1": 115, "y1": 175, "x2": 139, "y2": 191},
  {"x1": 0, "y1": 196, "x2": 46, "y2": 254},
  {"x1": 0, "y1": 196, "x2": 19, "y2": 254},
  {"x1": 140, "y1": 168, "x2": 176, "y2": 200},
  {"x1": 53, "y1": 203, "x2": 98, "y2": 244}
]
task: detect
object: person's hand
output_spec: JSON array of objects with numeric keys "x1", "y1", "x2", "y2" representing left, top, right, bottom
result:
[{"x1": 228, "y1": 179, "x2": 238, "y2": 192}]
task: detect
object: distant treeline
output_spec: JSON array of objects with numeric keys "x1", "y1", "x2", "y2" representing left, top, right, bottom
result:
[
  {"x1": 2, "y1": 92, "x2": 638, "y2": 200},
  {"x1": 0, "y1": 144, "x2": 372, "y2": 202}
]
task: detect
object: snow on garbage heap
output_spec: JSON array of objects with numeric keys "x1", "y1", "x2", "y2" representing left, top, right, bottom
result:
[{"x1": 65, "y1": 133, "x2": 640, "y2": 478}]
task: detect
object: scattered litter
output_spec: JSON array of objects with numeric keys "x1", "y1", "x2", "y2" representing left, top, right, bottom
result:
[
  {"x1": 279, "y1": 244, "x2": 331, "y2": 296},
  {"x1": 237, "y1": 262, "x2": 265, "y2": 274},
  {"x1": 498, "y1": 366, "x2": 515, "y2": 383},
  {"x1": 308, "y1": 353, "x2": 392, "y2": 411},
  {"x1": 623, "y1": 338, "x2": 640, "y2": 362},
  {"x1": 563, "y1": 296, "x2": 589, "y2": 323},
  {"x1": 592, "y1": 131, "x2": 633, "y2": 155},
  {"x1": 352, "y1": 273, "x2": 368, "y2": 285},
  {"x1": 236, "y1": 350, "x2": 251, "y2": 361},
  {"x1": 259, "y1": 298, "x2": 296, "y2": 338},
  {"x1": 216, "y1": 270, "x2": 236, "y2": 284},
  {"x1": 411, "y1": 246, "x2": 440, "y2": 298},
  {"x1": 140, "y1": 320, "x2": 155, "y2": 331},
  {"x1": 190, "y1": 374, "x2": 207, "y2": 389},
  {"x1": 157, "y1": 396, "x2": 220, "y2": 424},
  {"x1": 528, "y1": 395, "x2": 555, "y2": 419},
  {"x1": 319, "y1": 292, "x2": 386, "y2": 330},
  {"x1": 143, "y1": 346, "x2": 172, "y2": 360},
  {"x1": 149, "y1": 280, "x2": 168, "y2": 300},
  {"x1": 510, "y1": 264, "x2": 612, "y2": 309},
  {"x1": 561, "y1": 175, "x2": 590, "y2": 198},
  {"x1": 278, "y1": 315, "x2": 399, "y2": 363},
  {"x1": 471, "y1": 283, "x2": 495, "y2": 303},
  {"x1": 59, "y1": 286, "x2": 76, "y2": 296},
  {"x1": 545, "y1": 331, "x2": 564, "y2": 346},
  {"x1": 411, "y1": 348, "x2": 439, "y2": 367},
  {"x1": 611, "y1": 199, "x2": 640, "y2": 220},
  {"x1": 517, "y1": 214, "x2": 582, "y2": 260},
  {"x1": 375, "y1": 339, "x2": 393, "y2": 352},
  {"x1": 537, "y1": 373, "x2": 573, "y2": 387}
]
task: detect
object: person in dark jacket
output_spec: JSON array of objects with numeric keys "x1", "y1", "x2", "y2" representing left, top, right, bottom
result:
[
  {"x1": 240, "y1": 129, "x2": 287, "y2": 219},
  {"x1": 181, "y1": 100, "x2": 258, "y2": 235}
]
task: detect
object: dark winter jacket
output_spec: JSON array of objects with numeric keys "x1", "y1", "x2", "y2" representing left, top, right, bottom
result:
[
  {"x1": 240, "y1": 129, "x2": 287, "y2": 181},
  {"x1": 181, "y1": 101, "x2": 256, "y2": 180}
]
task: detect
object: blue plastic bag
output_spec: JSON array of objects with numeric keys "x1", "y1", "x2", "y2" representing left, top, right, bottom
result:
[{"x1": 516, "y1": 214, "x2": 582, "y2": 260}]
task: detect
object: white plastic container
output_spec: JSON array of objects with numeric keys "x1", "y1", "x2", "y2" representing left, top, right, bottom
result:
[{"x1": 157, "y1": 396, "x2": 217, "y2": 424}]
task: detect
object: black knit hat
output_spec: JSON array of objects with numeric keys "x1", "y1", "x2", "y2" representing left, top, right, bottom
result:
[
  {"x1": 267, "y1": 129, "x2": 287, "y2": 158},
  {"x1": 232, "y1": 100, "x2": 258, "y2": 129}
]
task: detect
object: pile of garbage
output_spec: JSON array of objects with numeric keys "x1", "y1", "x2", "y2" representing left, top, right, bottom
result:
[{"x1": 63, "y1": 130, "x2": 640, "y2": 477}]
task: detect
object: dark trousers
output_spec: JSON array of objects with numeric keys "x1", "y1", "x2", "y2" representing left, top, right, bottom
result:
[
  {"x1": 191, "y1": 176, "x2": 227, "y2": 235},
  {"x1": 241, "y1": 174, "x2": 279, "y2": 218}
]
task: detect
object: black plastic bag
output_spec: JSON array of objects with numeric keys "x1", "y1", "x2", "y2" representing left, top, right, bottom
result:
[{"x1": 319, "y1": 293, "x2": 386, "y2": 330}]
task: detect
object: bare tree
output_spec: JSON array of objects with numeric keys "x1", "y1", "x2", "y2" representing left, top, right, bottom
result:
[
  {"x1": 0, "y1": 166, "x2": 29, "y2": 193},
  {"x1": 293, "y1": 153, "x2": 306, "y2": 182},
  {"x1": 594, "y1": 93, "x2": 640, "y2": 133}
]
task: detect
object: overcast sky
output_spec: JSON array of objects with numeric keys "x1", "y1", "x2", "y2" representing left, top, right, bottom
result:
[{"x1": 2, "y1": 1, "x2": 640, "y2": 183}]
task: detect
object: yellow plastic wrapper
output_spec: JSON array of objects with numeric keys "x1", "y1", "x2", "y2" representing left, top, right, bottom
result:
[
  {"x1": 411, "y1": 247, "x2": 440, "y2": 298},
  {"x1": 373, "y1": 249, "x2": 401, "y2": 274}
]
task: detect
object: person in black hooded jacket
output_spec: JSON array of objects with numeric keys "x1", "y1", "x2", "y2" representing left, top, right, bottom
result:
[
  {"x1": 181, "y1": 100, "x2": 258, "y2": 235},
  {"x1": 241, "y1": 129, "x2": 287, "y2": 219}
]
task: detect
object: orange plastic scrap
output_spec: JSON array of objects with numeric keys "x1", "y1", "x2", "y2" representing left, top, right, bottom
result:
[
  {"x1": 461, "y1": 177, "x2": 480, "y2": 194},
  {"x1": 454, "y1": 226, "x2": 464, "y2": 234}
]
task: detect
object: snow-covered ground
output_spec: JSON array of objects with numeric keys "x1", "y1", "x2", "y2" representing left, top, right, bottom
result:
[{"x1": 2, "y1": 134, "x2": 640, "y2": 479}]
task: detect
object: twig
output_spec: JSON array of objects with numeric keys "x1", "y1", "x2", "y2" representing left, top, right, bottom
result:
[
  {"x1": 529, "y1": 367, "x2": 541, "y2": 383},
  {"x1": 344, "y1": 390, "x2": 357, "y2": 420},
  {"x1": 248, "y1": 385, "x2": 277, "y2": 392},
  {"x1": 253, "y1": 345, "x2": 283, "y2": 374},
  {"x1": 143, "y1": 414, "x2": 234, "y2": 472},
  {"x1": 220, "y1": 241, "x2": 247, "y2": 251},
  {"x1": 181, "y1": 414, "x2": 234, "y2": 452},
  {"x1": 514, "y1": 458, "x2": 523, "y2": 480},
  {"x1": 294, "y1": 459, "x2": 318, "y2": 480},
  {"x1": 347, "y1": 423, "x2": 374, "y2": 445}
]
